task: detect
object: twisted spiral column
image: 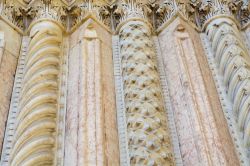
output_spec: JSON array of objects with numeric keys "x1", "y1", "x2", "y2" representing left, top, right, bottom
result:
[
  {"x1": 205, "y1": 18, "x2": 250, "y2": 149},
  {"x1": 9, "y1": 21, "x2": 62, "y2": 166},
  {"x1": 119, "y1": 21, "x2": 174, "y2": 165}
]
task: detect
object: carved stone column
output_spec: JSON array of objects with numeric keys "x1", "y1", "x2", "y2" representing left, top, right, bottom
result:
[
  {"x1": 204, "y1": 13, "x2": 250, "y2": 162},
  {"x1": 4, "y1": 20, "x2": 63, "y2": 166},
  {"x1": 117, "y1": 18, "x2": 174, "y2": 165}
]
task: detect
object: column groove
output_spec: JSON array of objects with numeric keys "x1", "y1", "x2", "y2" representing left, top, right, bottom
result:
[
  {"x1": 205, "y1": 17, "x2": 250, "y2": 160},
  {"x1": 9, "y1": 21, "x2": 62, "y2": 166}
]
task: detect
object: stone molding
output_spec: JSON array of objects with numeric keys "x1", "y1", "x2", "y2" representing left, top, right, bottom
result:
[
  {"x1": 112, "y1": 35, "x2": 130, "y2": 166},
  {"x1": 0, "y1": 0, "x2": 249, "y2": 33},
  {"x1": 200, "y1": 32, "x2": 248, "y2": 165},
  {"x1": 153, "y1": 35, "x2": 183, "y2": 165},
  {"x1": 203, "y1": 17, "x2": 250, "y2": 164},
  {"x1": 0, "y1": 36, "x2": 29, "y2": 166}
]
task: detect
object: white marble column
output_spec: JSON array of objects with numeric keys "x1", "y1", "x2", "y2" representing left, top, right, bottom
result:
[
  {"x1": 118, "y1": 20, "x2": 174, "y2": 165},
  {"x1": 3, "y1": 21, "x2": 63, "y2": 166},
  {"x1": 205, "y1": 17, "x2": 250, "y2": 162}
]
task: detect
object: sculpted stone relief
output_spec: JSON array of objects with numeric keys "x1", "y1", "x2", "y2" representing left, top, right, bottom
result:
[
  {"x1": 1, "y1": 20, "x2": 63, "y2": 165},
  {"x1": 205, "y1": 18, "x2": 250, "y2": 161},
  {"x1": 1, "y1": 0, "x2": 250, "y2": 166},
  {"x1": 119, "y1": 21, "x2": 174, "y2": 165},
  {"x1": 0, "y1": 0, "x2": 248, "y2": 32}
]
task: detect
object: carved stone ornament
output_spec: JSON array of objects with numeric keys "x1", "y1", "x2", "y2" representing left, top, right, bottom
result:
[{"x1": 0, "y1": 0, "x2": 249, "y2": 32}]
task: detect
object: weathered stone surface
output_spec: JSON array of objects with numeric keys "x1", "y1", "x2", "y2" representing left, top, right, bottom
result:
[
  {"x1": 0, "y1": 51, "x2": 18, "y2": 152},
  {"x1": 118, "y1": 20, "x2": 174, "y2": 166},
  {"x1": 205, "y1": 17, "x2": 250, "y2": 163},
  {"x1": 157, "y1": 17, "x2": 239, "y2": 166},
  {"x1": 65, "y1": 19, "x2": 120, "y2": 166},
  {"x1": 1, "y1": 0, "x2": 250, "y2": 165},
  {"x1": 0, "y1": 20, "x2": 21, "y2": 153}
]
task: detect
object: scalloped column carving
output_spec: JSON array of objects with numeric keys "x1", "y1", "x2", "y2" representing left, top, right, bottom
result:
[
  {"x1": 157, "y1": 17, "x2": 241, "y2": 165},
  {"x1": 6, "y1": 21, "x2": 63, "y2": 166},
  {"x1": 205, "y1": 17, "x2": 250, "y2": 159},
  {"x1": 118, "y1": 20, "x2": 174, "y2": 165}
]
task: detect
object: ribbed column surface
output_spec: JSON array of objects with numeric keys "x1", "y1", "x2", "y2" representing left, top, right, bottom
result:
[
  {"x1": 119, "y1": 21, "x2": 174, "y2": 166},
  {"x1": 206, "y1": 18, "x2": 250, "y2": 148},
  {"x1": 9, "y1": 21, "x2": 62, "y2": 166}
]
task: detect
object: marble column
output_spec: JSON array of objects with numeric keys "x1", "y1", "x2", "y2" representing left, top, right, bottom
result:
[
  {"x1": 118, "y1": 20, "x2": 174, "y2": 165},
  {"x1": 7, "y1": 21, "x2": 63, "y2": 165},
  {"x1": 65, "y1": 21, "x2": 120, "y2": 166},
  {"x1": 205, "y1": 17, "x2": 250, "y2": 159}
]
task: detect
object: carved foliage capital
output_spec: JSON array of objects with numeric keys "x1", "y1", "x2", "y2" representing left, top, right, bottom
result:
[
  {"x1": 0, "y1": 0, "x2": 250, "y2": 32},
  {"x1": 112, "y1": 0, "x2": 155, "y2": 28},
  {"x1": 68, "y1": 0, "x2": 112, "y2": 29}
]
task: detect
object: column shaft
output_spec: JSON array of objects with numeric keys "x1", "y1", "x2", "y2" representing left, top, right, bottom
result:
[
  {"x1": 206, "y1": 18, "x2": 250, "y2": 149},
  {"x1": 9, "y1": 21, "x2": 62, "y2": 166},
  {"x1": 119, "y1": 21, "x2": 174, "y2": 165}
]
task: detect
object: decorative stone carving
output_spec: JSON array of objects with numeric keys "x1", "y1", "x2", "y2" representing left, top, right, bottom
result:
[
  {"x1": 30, "y1": 0, "x2": 67, "y2": 27},
  {"x1": 0, "y1": 0, "x2": 25, "y2": 29},
  {"x1": 2, "y1": 21, "x2": 63, "y2": 165},
  {"x1": 113, "y1": 0, "x2": 154, "y2": 28},
  {"x1": 155, "y1": 0, "x2": 176, "y2": 28},
  {"x1": 157, "y1": 17, "x2": 242, "y2": 165},
  {"x1": 240, "y1": 0, "x2": 250, "y2": 27},
  {"x1": 205, "y1": 17, "x2": 250, "y2": 161},
  {"x1": 0, "y1": 0, "x2": 249, "y2": 32},
  {"x1": 69, "y1": 0, "x2": 112, "y2": 29},
  {"x1": 118, "y1": 20, "x2": 174, "y2": 165},
  {"x1": 2, "y1": 0, "x2": 250, "y2": 166}
]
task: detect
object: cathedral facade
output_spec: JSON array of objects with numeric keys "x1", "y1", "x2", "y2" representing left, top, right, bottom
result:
[{"x1": 0, "y1": 0, "x2": 250, "y2": 165}]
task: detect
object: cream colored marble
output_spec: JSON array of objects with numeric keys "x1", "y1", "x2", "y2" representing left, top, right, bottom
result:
[
  {"x1": 157, "y1": 17, "x2": 240, "y2": 166},
  {"x1": 118, "y1": 20, "x2": 174, "y2": 166},
  {"x1": 1, "y1": 21, "x2": 63, "y2": 166},
  {"x1": 205, "y1": 17, "x2": 250, "y2": 162},
  {"x1": 1, "y1": 0, "x2": 250, "y2": 166},
  {"x1": 65, "y1": 19, "x2": 120, "y2": 166}
]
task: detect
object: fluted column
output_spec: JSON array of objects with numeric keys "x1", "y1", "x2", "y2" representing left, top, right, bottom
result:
[
  {"x1": 118, "y1": 20, "x2": 174, "y2": 165},
  {"x1": 205, "y1": 16, "x2": 250, "y2": 158},
  {"x1": 9, "y1": 21, "x2": 62, "y2": 166}
]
